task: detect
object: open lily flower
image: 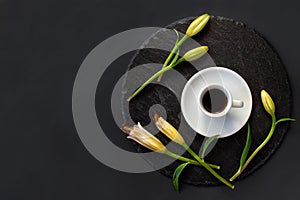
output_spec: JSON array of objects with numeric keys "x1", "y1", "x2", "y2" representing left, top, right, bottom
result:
[
  {"x1": 122, "y1": 123, "x2": 167, "y2": 153},
  {"x1": 154, "y1": 114, "x2": 185, "y2": 145}
]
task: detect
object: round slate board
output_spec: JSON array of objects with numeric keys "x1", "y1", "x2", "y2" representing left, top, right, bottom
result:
[{"x1": 125, "y1": 16, "x2": 292, "y2": 185}]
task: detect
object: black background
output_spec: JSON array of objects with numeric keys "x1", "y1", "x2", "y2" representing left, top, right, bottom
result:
[{"x1": 0, "y1": 0, "x2": 299, "y2": 199}]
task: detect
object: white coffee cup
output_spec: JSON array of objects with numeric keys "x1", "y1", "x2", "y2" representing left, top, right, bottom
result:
[
  {"x1": 181, "y1": 67, "x2": 252, "y2": 137},
  {"x1": 199, "y1": 84, "x2": 244, "y2": 118}
]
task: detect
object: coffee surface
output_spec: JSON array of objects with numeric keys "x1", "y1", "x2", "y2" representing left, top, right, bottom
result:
[{"x1": 202, "y1": 89, "x2": 228, "y2": 113}]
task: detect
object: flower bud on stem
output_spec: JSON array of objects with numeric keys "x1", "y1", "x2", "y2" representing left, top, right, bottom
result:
[
  {"x1": 127, "y1": 46, "x2": 208, "y2": 101},
  {"x1": 230, "y1": 90, "x2": 295, "y2": 181},
  {"x1": 157, "y1": 14, "x2": 210, "y2": 82}
]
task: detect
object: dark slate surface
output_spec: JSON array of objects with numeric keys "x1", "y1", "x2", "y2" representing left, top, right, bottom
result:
[{"x1": 125, "y1": 16, "x2": 292, "y2": 185}]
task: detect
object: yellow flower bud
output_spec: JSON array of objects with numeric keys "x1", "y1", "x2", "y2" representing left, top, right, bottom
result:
[
  {"x1": 186, "y1": 14, "x2": 210, "y2": 37},
  {"x1": 182, "y1": 46, "x2": 208, "y2": 62},
  {"x1": 154, "y1": 114, "x2": 185, "y2": 145},
  {"x1": 261, "y1": 90, "x2": 275, "y2": 116},
  {"x1": 122, "y1": 123, "x2": 167, "y2": 153}
]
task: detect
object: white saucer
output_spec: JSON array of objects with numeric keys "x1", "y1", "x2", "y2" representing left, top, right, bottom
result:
[{"x1": 181, "y1": 67, "x2": 252, "y2": 138}]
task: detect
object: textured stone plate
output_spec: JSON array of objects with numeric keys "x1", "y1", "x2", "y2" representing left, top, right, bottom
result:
[{"x1": 125, "y1": 16, "x2": 292, "y2": 185}]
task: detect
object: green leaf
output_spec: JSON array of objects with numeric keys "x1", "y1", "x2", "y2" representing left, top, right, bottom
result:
[
  {"x1": 240, "y1": 123, "x2": 252, "y2": 167},
  {"x1": 172, "y1": 162, "x2": 189, "y2": 192},
  {"x1": 275, "y1": 118, "x2": 295, "y2": 126},
  {"x1": 173, "y1": 29, "x2": 179, "y2": 43},
  {"x1": 200, "y1": 135, "x2": 219, "y2": 159}
]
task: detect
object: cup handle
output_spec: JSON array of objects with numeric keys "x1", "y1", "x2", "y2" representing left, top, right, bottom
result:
[{"x1": 232, "y1": 100, "x2": 244, "y2": 108}]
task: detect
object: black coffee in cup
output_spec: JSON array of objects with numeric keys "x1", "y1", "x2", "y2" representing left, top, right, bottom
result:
[{"x1": 202, "y1": 88, "x2": 228, "y2": 113}]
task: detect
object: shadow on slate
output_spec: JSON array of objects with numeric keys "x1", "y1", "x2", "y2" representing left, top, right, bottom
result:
[{"x1": 125, "y1": 16, "x2": 292, "y2": 185}]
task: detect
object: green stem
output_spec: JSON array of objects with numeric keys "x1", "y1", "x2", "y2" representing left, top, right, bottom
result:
[
  {"x1": 229, "y1": 167, "x2": 242, "y2": 182},
  {"x1": 165, "y1": 150, "x2": 220, "y2": 169},
  {"x1": 182, "y1": 143, "x2": 234, "y2": 189},
  {"x1": 157, "y1": 35, "x2": 189, "y2": 82},
  {"x1": 230, "y1": 115, "x2": 277, "y2": 181},
  {"x1": 127, "y1": 59, "x2": 183, "y2": 101},
  {"x1": 205, "y1": 163, "x2": 220, "y2": 170}
]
